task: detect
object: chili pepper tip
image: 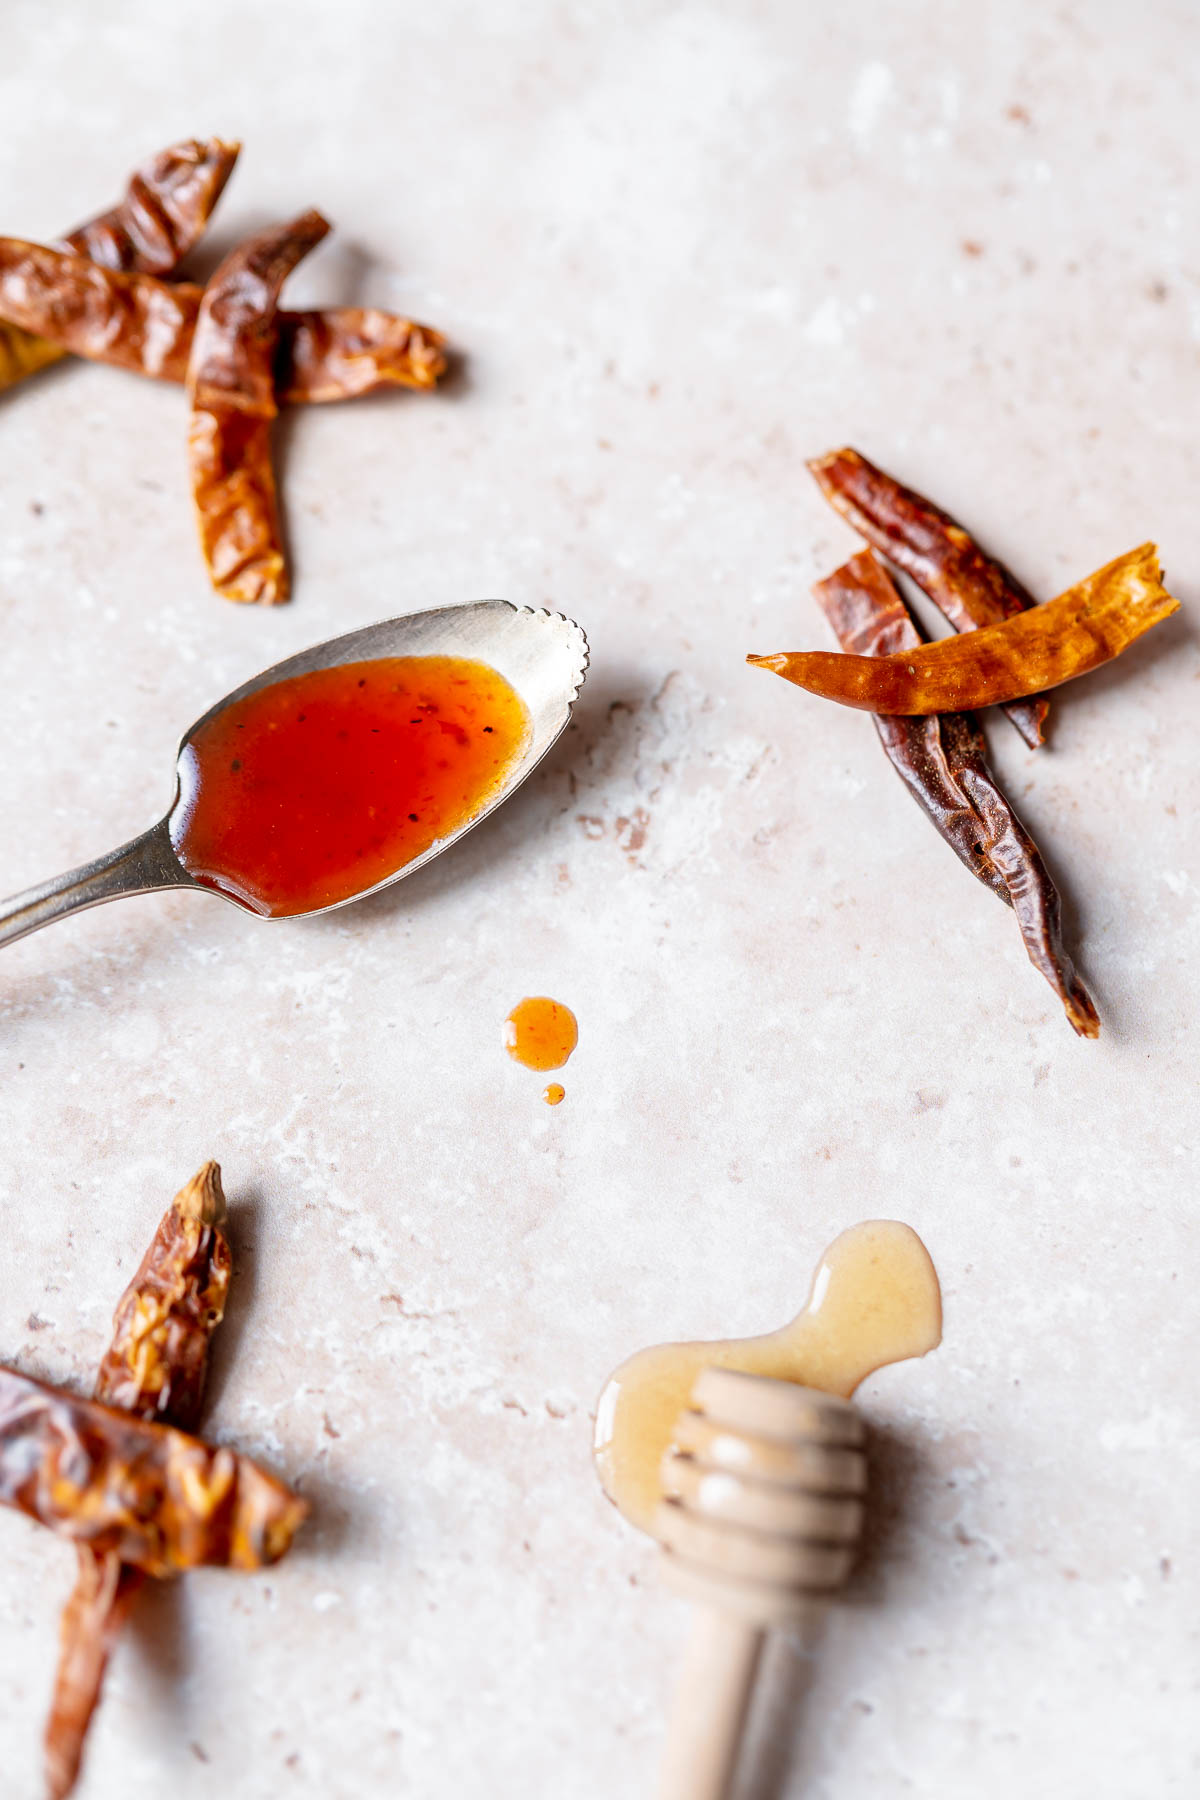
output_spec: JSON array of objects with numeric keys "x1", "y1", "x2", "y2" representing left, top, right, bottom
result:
[{"x1": 174, "y1": 1160, "x2": 226, "y2": 1226}]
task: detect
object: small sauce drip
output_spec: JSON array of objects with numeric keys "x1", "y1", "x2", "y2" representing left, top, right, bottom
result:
[
  {"x1": 543, "y1": 1083, "x2": 566, "y2": 1106},
  {"x1": 593, "y1": 1220, "x2": 941, "y2": 1535},
  {"x1": 170, "y1": 655, "x2": 529, "y2": 917},
  {"x1": 503, "y1": 997, "x2": 578, "y2": 1072}
]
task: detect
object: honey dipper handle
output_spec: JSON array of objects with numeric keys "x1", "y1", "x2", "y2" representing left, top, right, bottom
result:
[{"x1": 656, "y1": 1606, "x2": 763, "y2": 1800}]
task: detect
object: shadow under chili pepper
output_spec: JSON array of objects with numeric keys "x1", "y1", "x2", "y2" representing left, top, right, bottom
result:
[
  {"x1": 199, "y1": 1187, "x2": 262, "y2": 1419},
  {"x1": 124, "y1": 1575, "x2": 194, "y2": 1730},
  {"x1": 731, "y1": 1417, "x2": 932, "y2": 1800},
  {"x1": 173, "y1": 212, "x2": 289, "y2": 286},
  {"x1": 1029, "y1": 834, "x2": 1109, "y2": 1037},
  {"x1": 267, "y1": 341, "x2": 471, "y2": 598},
  {"x1": 286, "y1": 1462, "x2": 360, "y2": 1562},
  {"x1": 0, "y1": 350, "x2": 80, "y2": 412},
  {"x1": 972, "y1": 727, "x2": 1111, "y2": 1034},
  {"x1": 122, "y1": 1507, "x2": 360, "y2": 1754},
  {"x1": 1043, "y1": 595, "x2": 1194, "y2": 720},
  {"x1": 428, "y1": 341, "x2": 471, "y2": 400},
  {"x1": 195, "y1": 1188, "x2": 360, "y2": 1562},
  {"x1": 267, "y1": 406, "x2": 303, "y2": 609},
  {"x1": 307, "y1": 238, "x2": 373, "y2": 307}
]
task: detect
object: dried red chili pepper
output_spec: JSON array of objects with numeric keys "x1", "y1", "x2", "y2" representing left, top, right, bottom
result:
[
  {"x1": 45, "y1": 1559, "x2": 140, "y2": 1800},
  {"x1": 808, "y1": 447, "x2": 1050, "y2": 748},
  {"x1": 0, "y1": 1362, "x2": 304, "y2": 1572},
  {"x1": 186, "y1": 209, "x2": 330, "y2": 604},
  {"x1": 61, "y1": 136, "x2": 240, "y2": 277},
  {"x1": 0, "y1": 241, "x2": 203, "y2": 378},
  {"x1": 0, "y1": 138, "x2": 239, "y2": 394},
  {"x1": 749, "y1": 543, "x2": 1177, "y2": 715},
  {"x1": 0, "y1": 239, "x2": 448, "y2": 399},
  {"x1": 91, "y1": 1161, "x2": 231, "y2": 1422},
  {"x1": 812, "y1": 551, "x2": 1099, "y2": 1037},
  {"x1": 279, "y1": 305, "x2": 447, "y2": 400},
  {"x1": 44, "y1": 1162, "x2": 232, "y2": 1800}
]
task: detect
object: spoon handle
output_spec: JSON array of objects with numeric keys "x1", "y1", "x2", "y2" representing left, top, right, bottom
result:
[{"x1": 0, "y1": 820, "x2": 191, "y2": 950}]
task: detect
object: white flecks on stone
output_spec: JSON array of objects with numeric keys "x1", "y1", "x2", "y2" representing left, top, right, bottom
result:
[
  {"x1": 804, "y1": 296, "x2": 846, "y2": 345},
  {"x1": 848, "y1": 61, "x2": 895, "y2": 144}
]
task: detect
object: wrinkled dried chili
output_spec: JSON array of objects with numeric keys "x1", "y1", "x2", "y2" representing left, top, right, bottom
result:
[
  {"x1": 44, "y1": 1162, "x2": 232, "y2": 1800},
  {"x1": 280, "y1": 305, "x2": 447, "y2": 400},
  {"x1": 0, "y1": 240, "x2": 447, "y2": 398},
  {"x1": 186, "y1": 209, "x2": 330, "y2": 604},
  {"x1": 0, "y1": 138, "x2": 238, "y2": 394},
  {"x1": 813, "y1": 550, "x2": 1099, "y2": 1037},
  {"x1": 0, "y1": 241, "x2": 202, "y2": 378},
  {"x1": 809, "y1": 447, "x2": 1050, "y2": 747},
  {"x1": 749, "y1": 543, "x2": 1177, "y2": 715},
  {"x1": 0, "y1": 1361, "x2": 304, "y2": 1571},
  {"x1": 61, "y1": 137, "x2": 239, "y2": 277},
  {"x1": 92, "y1": 1162, "x2": 231, "y2": 1421}
]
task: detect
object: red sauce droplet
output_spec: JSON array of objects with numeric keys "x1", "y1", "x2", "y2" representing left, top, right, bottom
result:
[
  {"x1": 170, "y1": 655, "x2": 529, "y2": 917},
  {"x1": 503, "y1": 998, "x2": 578, "y2": 1072},
  {"x1": 543, "y1": 1083, "x2": 566, "y2": 1106}
]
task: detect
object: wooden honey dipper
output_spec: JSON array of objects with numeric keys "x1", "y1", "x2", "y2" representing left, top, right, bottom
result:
[
  {"x1": 592, "y1": 1223, "x2": 941, "y2": 1797},
  {"x1": 652, "y1": 1366, "x2": 866, "y2": 1800}
]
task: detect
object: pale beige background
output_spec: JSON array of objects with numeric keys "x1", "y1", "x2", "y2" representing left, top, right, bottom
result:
[{"x1": 1, "y1": 3, "x2": 1197, "y2": 1796}]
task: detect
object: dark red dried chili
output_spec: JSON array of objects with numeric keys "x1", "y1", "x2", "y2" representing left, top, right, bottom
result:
[
  {"x1": 61, "y1": 136, "x2": 241, "y2": 277},
  {"x1": 0, "y1": 240, "x2": 447, "y2": 399},
  {"x1": 808, "y1": 446, "x2": 1050, "y2": 747},
  {"x1": 0, "y1": 138, "x2": 239, "y2": 394},
  {"x1": 279, "y1": 305, "x2": 447, "y2": 400},
  {"x1": 811, "y1": 550, "x2": 1100, "y2": 1037}
]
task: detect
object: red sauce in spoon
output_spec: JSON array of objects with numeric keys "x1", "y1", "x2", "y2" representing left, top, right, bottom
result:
[{"x1": 170, "y1": 655, "x2": 530, "y2": 916}]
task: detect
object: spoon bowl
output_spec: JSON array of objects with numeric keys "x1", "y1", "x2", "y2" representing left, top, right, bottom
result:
[{"x1": 0, "y1": 600, "x2": 588, "y2": 949}]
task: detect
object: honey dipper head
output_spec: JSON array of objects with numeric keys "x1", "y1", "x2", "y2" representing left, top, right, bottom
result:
[{"x1": 654, "y1": 1368, "x2": 867, "y2": 1629}]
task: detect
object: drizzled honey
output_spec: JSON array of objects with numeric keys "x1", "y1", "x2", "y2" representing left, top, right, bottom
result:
[
  {"x1": 593, "y1": 1220, "x2": 941, "y2": 1534},
  {"x1": 170, "y1": 655, "x2": 529, "y2": 917}
]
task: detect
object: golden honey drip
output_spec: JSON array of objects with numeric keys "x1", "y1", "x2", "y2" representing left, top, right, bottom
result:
[{"x1": 593, "y1": 1220, "x2": 941, "y2": 1535}]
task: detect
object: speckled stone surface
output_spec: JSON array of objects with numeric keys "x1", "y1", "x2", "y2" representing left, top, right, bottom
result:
[{"x1": 1, "y1": 4, "x2": 1198, "y2": 1796}]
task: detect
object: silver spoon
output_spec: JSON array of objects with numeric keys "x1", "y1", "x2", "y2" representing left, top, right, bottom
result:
[{"x1": 0, "y1": 600, "x2": 588, "y2": 949}]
